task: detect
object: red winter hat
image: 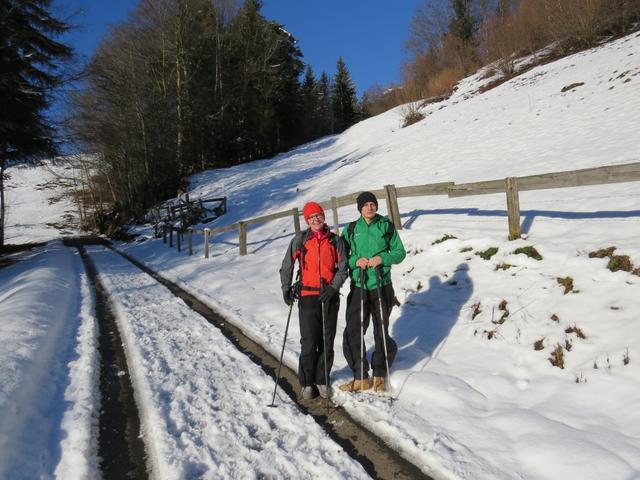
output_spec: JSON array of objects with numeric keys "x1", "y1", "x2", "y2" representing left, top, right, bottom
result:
[{"x1": 303, "y1": 202, "x2": 324, "y2": 221}]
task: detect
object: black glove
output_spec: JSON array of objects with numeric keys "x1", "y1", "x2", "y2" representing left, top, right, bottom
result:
[
  {"x1": 283, "y1": 288, "x2": 294, "y2": 306},
  {"x1": 318, "y1": 285, "x2": 337, "y2": 304},
  {"x1": 292, "y1": 281, "x2": 301, "y2": 299},
  {"x1": 283, "y1": 282, "x2": 301, "y2": 306}
]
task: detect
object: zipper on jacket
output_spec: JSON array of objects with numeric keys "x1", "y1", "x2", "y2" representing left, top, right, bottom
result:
[{"x1": 317, "y1": 237, "x2": 322, "y2": 289}]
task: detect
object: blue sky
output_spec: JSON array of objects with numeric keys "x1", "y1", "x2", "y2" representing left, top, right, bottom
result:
[
  {"x1": 59, "y1": 0, "x2": 424, "y2": 97},
  {"x1": 261, "y1": 1, "x2": 425, "y2": 95}
]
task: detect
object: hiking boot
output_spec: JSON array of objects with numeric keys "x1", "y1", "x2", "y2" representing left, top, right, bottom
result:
[
  {"x1": 338, "y1": 378, "x2": 371, "y2": 392},
  {"x1": 373, "y1": 376, "x2": 386, "y2": 392},
  {"x1": 316, "y1": 384, "x2": 332, "y2": 399},
  {"x1": 301, "y1": 386, "x2": 317, "y2": 400}
]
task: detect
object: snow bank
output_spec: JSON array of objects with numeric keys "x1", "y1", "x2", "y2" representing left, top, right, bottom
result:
[{"x1": 0, "y1": 242, "x2": 99, "y2": 480}]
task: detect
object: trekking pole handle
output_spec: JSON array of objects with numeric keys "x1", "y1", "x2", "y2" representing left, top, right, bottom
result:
[
  {"x1": 374, "y1": 265, "x2": 382, "y2": 282},
  {"x1": 292, "y1": 268, "x2": 301, "y2": 299}
]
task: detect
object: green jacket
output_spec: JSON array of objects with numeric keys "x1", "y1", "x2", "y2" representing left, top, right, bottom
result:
[{"x1": 342, "y1": 214, "x2": 406, "y2": 290}]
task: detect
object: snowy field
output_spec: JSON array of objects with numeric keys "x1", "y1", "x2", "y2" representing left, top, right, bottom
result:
[
  {"x1": 2, "y1": 32, "x2": 640, "y2": 479},
  {"x1": 0, "y1": 242, "x2": 99, "y2": 479},
  {"x1": 3, "y1": 161, "x2": 81, "y2": 244}
]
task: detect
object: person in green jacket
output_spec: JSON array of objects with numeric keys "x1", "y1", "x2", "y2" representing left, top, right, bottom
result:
[{"x1": 339, "y1": 191, "x2": 406, "y2": 393}]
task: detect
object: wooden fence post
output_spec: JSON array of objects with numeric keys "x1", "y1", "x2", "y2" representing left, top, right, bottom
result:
[
  {"x1": 292, "y1": 208, "x2": 301, "y2": 234},
  {"x1": 177, "y1": 229, "x2": 182, "y2": 252},
  {"x1": 506, "y1": 177, "x2": 521, "y2": 240},
  {"x1": 204, "y1": 228, "x2": 210, "y2": 258},
  {"x1": 238, "y1": 221, "x2": 247, "y2": 256},
  {"x1": 188, "y1": 228, "x2": 193, "y2": 256},
  {"x1": 169, "y1": 226, "x2": 173, "y2": 248},
  {"x1": 162, "y1": 224, "x2": 167, "y2": 244},
  {"x1": 384, "y1": 184, "x2": 402, "y2": 229},
  {"x1": 331, "y1": 196, "x2": 340, "y2": 235}
]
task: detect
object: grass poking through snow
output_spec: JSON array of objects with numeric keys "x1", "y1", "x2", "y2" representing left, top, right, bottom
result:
[
  {"x1": 550, "y1": 343, "x2": 565, "y2": 369},
  {"x1": 476, "y1": 247, "x2": 498, "y2": 260},
  {"x1": 556, "y1": 276, "x2": 574, "y2": 294},
  {"x1": 513, "y1": 246, "x2": 542, "y2": 260}
]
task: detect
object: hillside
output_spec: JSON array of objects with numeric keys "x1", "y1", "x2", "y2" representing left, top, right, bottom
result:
[
  {"x1": 121, "y1": 32, "x2": 640, "y2": 479},
  {"x1": 3, "y1": 31, "x2": 640, "y2": 479},
  {"x1": 4, "y1": 161, "x2": 81, "y2": 244}
]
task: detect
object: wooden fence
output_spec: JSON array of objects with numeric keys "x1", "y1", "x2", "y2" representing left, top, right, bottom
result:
[
  {"x1": 153, "y1": 195, "x2": 227, "y2": 235},
  {"x1": 448, "y1": 162, "x2": 640, "y2": 239},
  {"x1": 160, "y1": 161, "x2": 640, "y2": 257}
]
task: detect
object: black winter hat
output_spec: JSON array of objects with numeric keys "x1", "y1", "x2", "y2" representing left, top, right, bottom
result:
[{"x1": 357, "y1": 191, "x2": 378, "y2": 212}]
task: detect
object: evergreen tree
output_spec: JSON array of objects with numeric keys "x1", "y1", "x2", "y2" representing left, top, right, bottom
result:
[
  {"x1": 265, "y1": 21, "x2": 304, "y2": 152},
  {"x1": 450, "y1": 0, "x2": 478, "y2": 42},
  {"x1": 226, "y1": 0, "x2": 303, "y2": 160},
  {"x1": 301, "y1": 65, "x2": 317, "y2": 97},
  {"x1": 496, "y1": 0, "x2": 511, "y2": 19},
  {"x1": 0, "y1": 0, "x2": 72, "y2": 246},
  {"x1": 300, "y1": 65, "x2": 318, "y2": 141},
  {"x1": 448, "y1": 0, "x2": 479, "y2": 75},
  {"x1": 317, "y1": 72, "x2": 333, "y2": 136},
  {"x1": 356, "y1": 96, "x2": 370, "y2": 122},
  {"x1": 331, "y1": 57, "x2": 358, "y2": 133}
]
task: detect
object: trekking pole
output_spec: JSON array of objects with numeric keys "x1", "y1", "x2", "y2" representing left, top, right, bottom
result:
[
  {"x1": 268, "y1": 299, "x2": 294, "y2": 407},
  {"x1": 269, "y1": 271, "x2": 300, "y2": 407},
  {"x1": 374, "y1": 267, "x2": 392, "y2": 391},
  {"x1": 320, "y1": 280, "x2": 330, "y2": 405},
  {"x1": 359, "y1": 268, "x2": 365, "y2": 394}
]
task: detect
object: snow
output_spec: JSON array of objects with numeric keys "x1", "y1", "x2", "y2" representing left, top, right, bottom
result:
[
  {"x1": 4, "y1": 161, "x2": 81, "y2": 244},
  {"x1": 2, "y1": 32, "x2": 640, "y2": 479},
  {"x1": 87, "y1": 246, "x2": 368, "y2": 479},
  {"x1": 0, "y1": 242, "x2": 99, "y2": 480}
]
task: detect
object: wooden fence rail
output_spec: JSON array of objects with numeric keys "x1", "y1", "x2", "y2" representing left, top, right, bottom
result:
[
  {"x1": 159, "y1": 161, "x2": 640, "y2": 257},
  {"x1": 449, "y1": 162, "x2": 640, "y2": 239},
  {"x1": 448, "y1": 163, "x2": 640, "y2": 197}
]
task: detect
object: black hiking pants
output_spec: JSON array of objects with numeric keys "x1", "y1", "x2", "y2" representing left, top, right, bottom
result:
[
  {"x1": 298, "y1": 294, "x2": 339, "y2": 387},
  {"x1": 343, "y1": 283, "x2": 397, "y2": 379}
]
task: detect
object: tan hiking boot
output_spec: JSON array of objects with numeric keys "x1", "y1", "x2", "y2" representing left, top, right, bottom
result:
[
  {"x1": 373, "y1": 376, "x2": 386, "y2": 392},
  {"x1": 339, "y1": 378, "x2": 371, "y2": 392}
]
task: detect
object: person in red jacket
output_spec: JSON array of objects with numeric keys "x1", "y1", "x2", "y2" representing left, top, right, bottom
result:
[{"x1": 280, "y1": 202, "x2": 348, "y2": 400}]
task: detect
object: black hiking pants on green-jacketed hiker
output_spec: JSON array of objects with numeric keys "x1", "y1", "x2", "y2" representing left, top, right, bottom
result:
[
  {"x1": 298, "y1": 295, "x2": 339, "y2": 387},
  {"x1": 343, "y1": 284, "x2": 398, "y2": 379}
]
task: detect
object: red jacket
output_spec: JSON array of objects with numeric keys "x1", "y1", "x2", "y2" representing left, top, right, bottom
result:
[{"x1": 280, "y1": 225, "x2": 348, "y2": 297}]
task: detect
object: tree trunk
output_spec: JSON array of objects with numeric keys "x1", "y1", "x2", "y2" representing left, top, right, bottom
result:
[
  {"x1": 175, "y1": 0, "x2": 188, "y2": 175},
  {"x1": 0, "y1": 149, "x2": 6, "y2": 248}
]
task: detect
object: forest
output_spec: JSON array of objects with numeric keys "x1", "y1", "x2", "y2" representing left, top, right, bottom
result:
[{"x1": 1, "y1": 0, "x2": 639, "y2": 243}]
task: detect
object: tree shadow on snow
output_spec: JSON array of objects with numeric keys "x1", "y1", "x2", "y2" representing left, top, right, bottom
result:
[
  {"x1": 218, "y1": 144, "x2": 361, "y2": 221},
  {"x1": 519, "y1": 209, "x2": 640, "y2": 234},
  {"x1": 249, "y1": 232, "x2": 298, "y2": 254},
  {"x1": 391, "y1": 263, "x2": 473, "y2": 372}
]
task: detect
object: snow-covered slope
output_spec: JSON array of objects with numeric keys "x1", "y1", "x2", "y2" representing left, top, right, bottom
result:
[
  {"x1": 4, "y1": 160, "x2": 81, "y2": 244},
  {"x1": 0, "y1": 242, "x2": 99, "y2": 480},
  {"x1": 2, "y1": 31, "x2": 639, "y2": 479},
  {"x1": 121, "y1": 33, "x2": 640, "y2": 479}
]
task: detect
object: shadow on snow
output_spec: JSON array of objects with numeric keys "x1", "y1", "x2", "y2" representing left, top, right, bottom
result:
[
  {"x1": 392, "y1": 263, "x2": 473, "y2": 372},
  {"x1": 401, "y1": 208, "x2": 640, "y2": 234}
]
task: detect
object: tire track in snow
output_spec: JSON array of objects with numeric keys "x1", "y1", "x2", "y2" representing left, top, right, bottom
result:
[{"x1": 75, "y1": 244, "x2": 149, "y2": 480}]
